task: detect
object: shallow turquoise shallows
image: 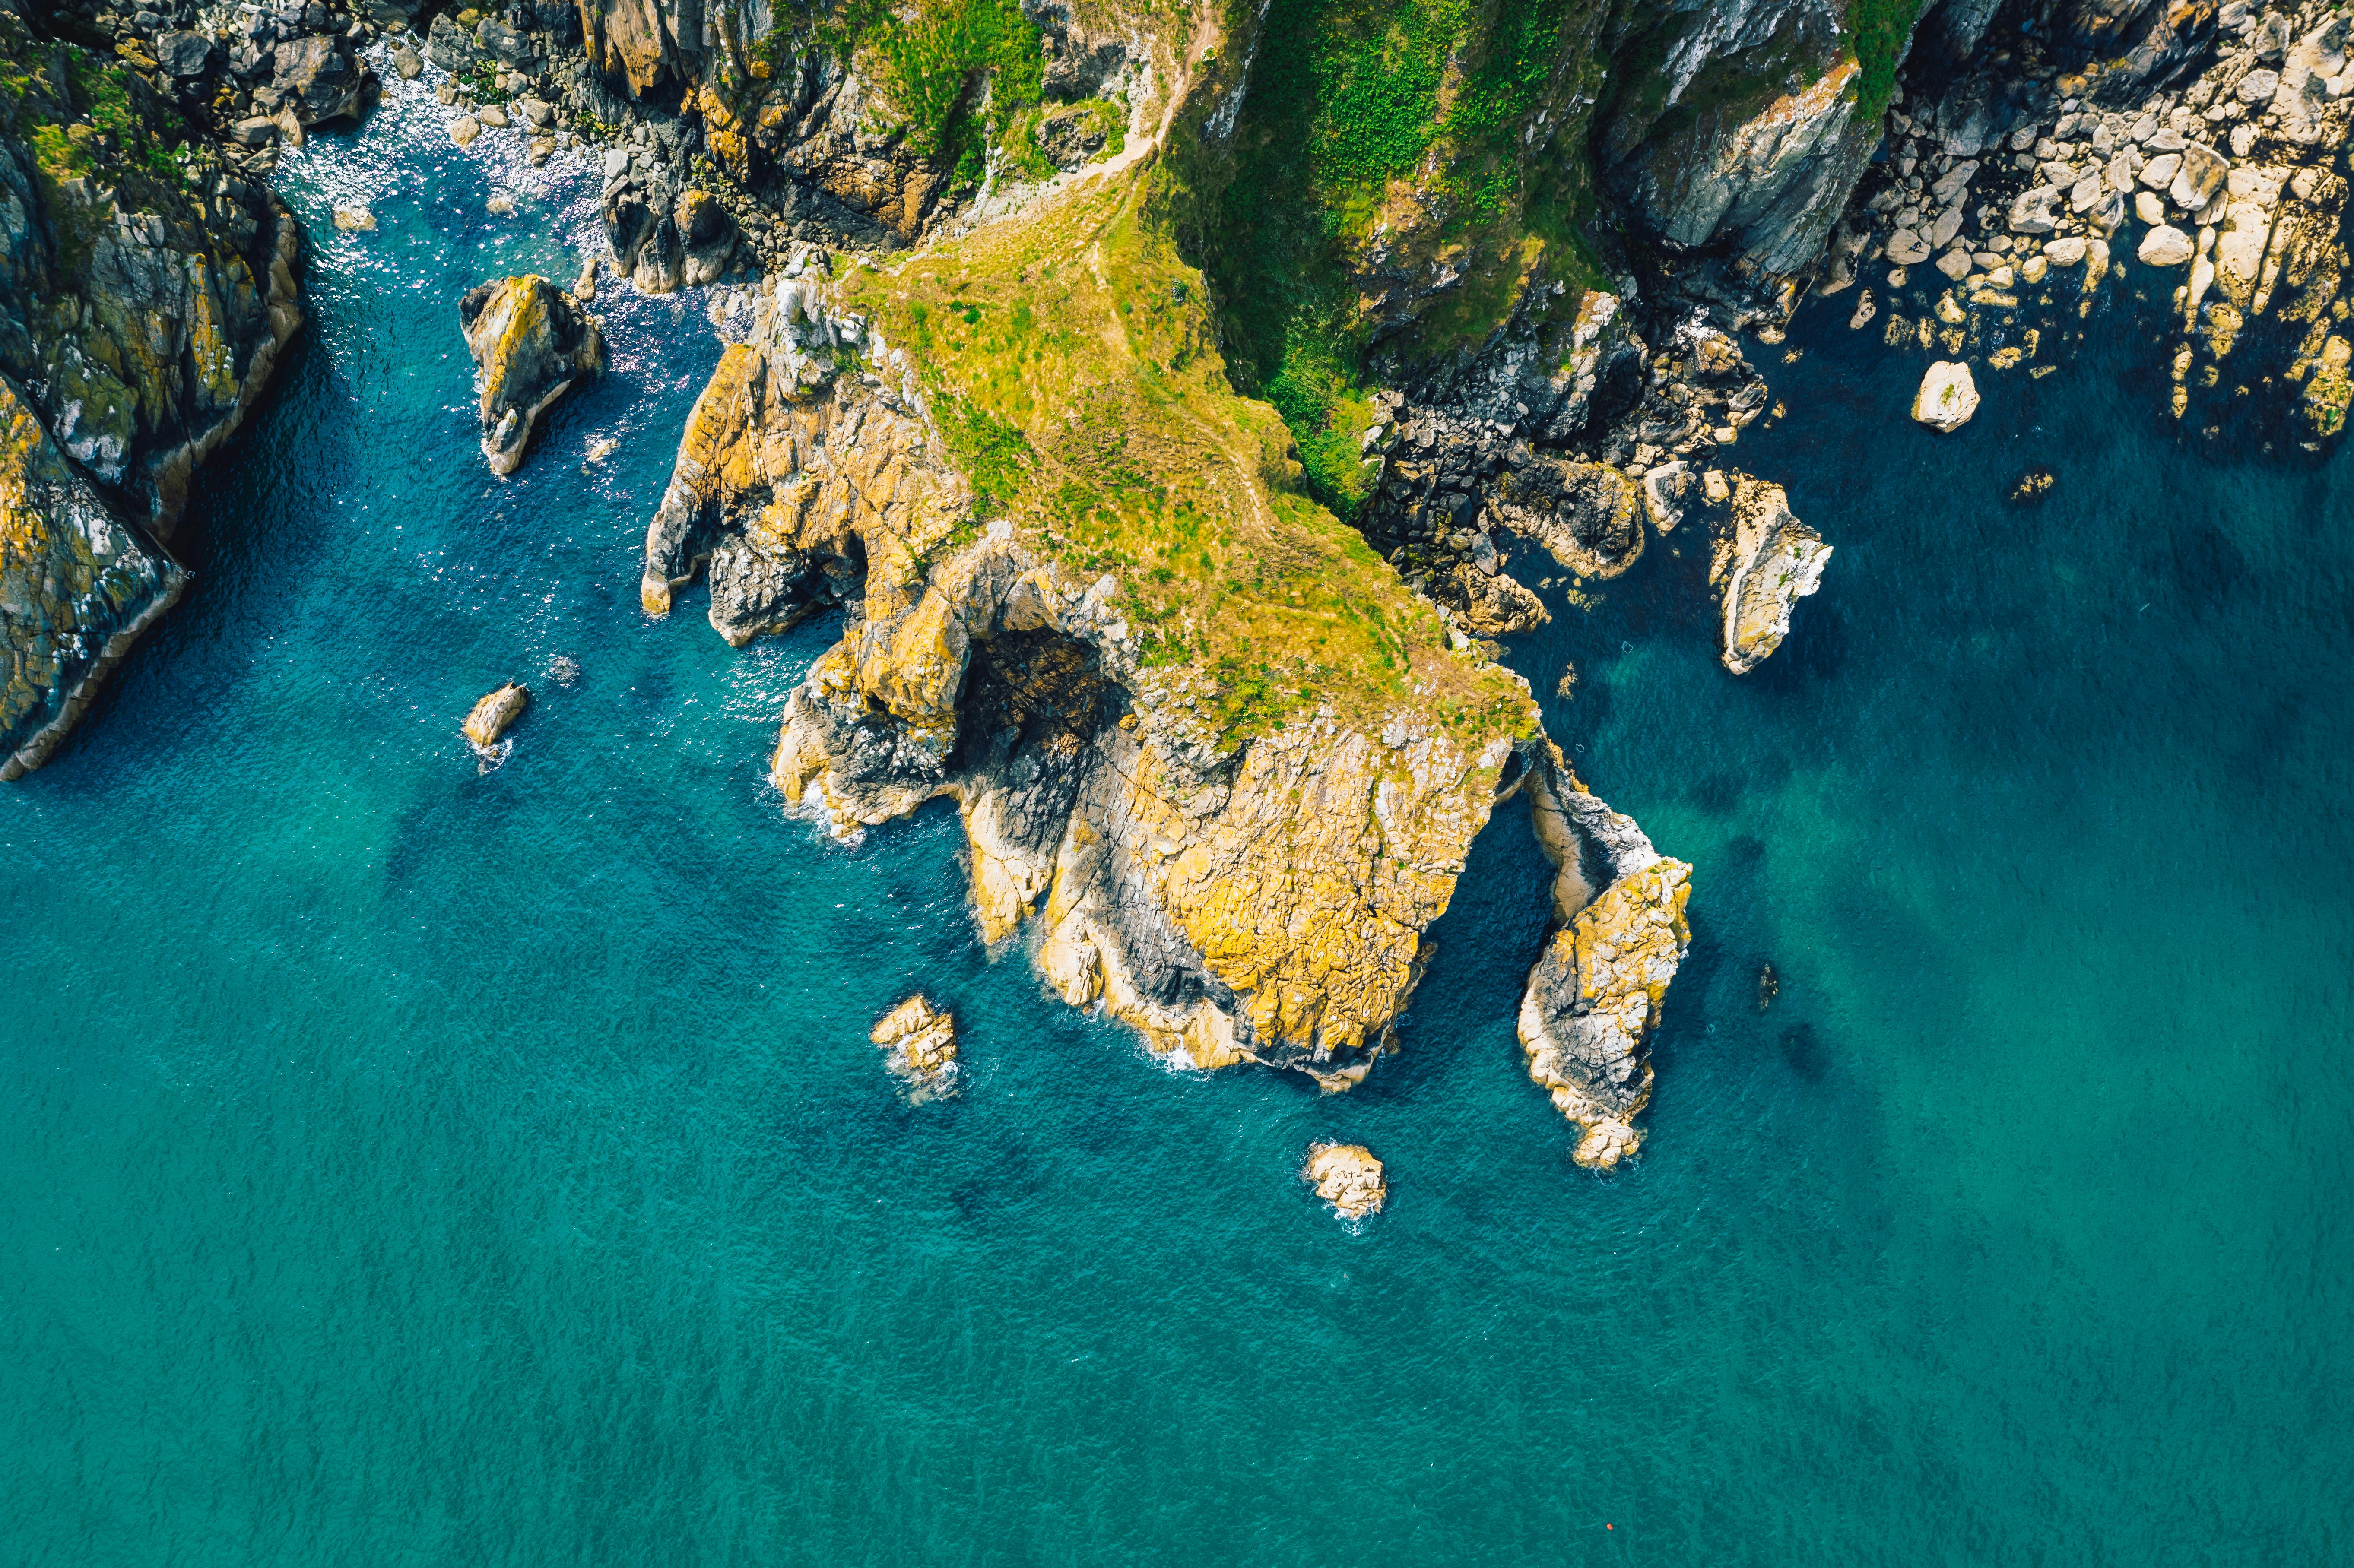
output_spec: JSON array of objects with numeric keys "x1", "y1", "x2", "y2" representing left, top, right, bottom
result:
[{"x1": 4, "y1": 85, "x2": 2350, "y2": 1567}]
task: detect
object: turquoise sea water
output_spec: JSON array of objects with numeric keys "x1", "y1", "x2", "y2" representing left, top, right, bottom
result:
[{"x1": 4, "y1": 83, "x2": 2350, "y2": 1565}]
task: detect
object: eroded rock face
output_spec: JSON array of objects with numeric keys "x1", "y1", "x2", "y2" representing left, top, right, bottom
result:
[
  {"x1": 602, "y1": 175, "x2": 739, "y2": 294},
  {"x1": 458, "y1": 277, "x2": 604, "y2": 475},
  {"x1": 0, "y1": 375, "x2": 183, "y2": 780},
  {"x1": 1596, "y1": 3, "x2": 1880, "y2": 278},
  {"x1": 0, "y1": 4, "x2": 302, "y2": 779},
  {"x1": 1518, "y1": 755, "x2": 1694, "y2": 1169},
  {"x1": 1302, "y1": 1142, "x2": 1386, "y2": 1221},
  {"x1": 646, "y1": 286, "x2": 1542, "y2": 1094}
]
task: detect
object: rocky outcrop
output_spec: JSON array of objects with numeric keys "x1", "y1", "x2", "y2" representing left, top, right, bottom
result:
[
  {"x1": 1592, "y1": 1, "x2": 1903, "y2": 282},
  {"x1": 872, "y1": 993, "x2": 959, "y2": 1101},
  {"x1": 645, "y1": 276, "x2": 1545, "y2": 1096},
  {"x1": 458, "y1": 276, "x2": 603, "y2": 476},
  {"x1": 1913, "y1": 360, "x2": 1981, "y2": 430},
  {"x1": 1830, "y1": 2, "x2": 2354, "y2": 450},
  {"x1": 0, "y1": 2, "x2": 302, "y2": 779},
  {"x1": 1301, "y1": 1143, "x2": 1386, "y2": 1221},
  {"x1": 0, "y1": 374, "x2": 183, "y2": 780},
  {"x1": 1706, "y1": 476, "x2": 1830, "y2": 675},
  {"x1": 1517, "y1": 753, "x2": 1694, "y2": 1169},
  {"x1": 460, "y1": 682, "x2": 530, "y2": 750}
]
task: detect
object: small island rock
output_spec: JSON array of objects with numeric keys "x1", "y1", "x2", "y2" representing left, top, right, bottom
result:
[
  {"x1": 1302, "y1": 1143, "x2": 1386, "y2": 1221},
  {"x1": 459, "y1": 276, "x2": 605, "y2": 476},
  {"x1": 872, "y1": 995, "x2": 959, "y2": 1101},
  {"x1": 461, "y1": 683, "x2": 530, "y2": 749},
  {"x1": 1913, "y1": 361, "x2": 1980, "y2": 432}
]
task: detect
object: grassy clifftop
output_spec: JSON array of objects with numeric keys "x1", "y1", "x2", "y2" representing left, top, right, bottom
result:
[
  {"x1": 836, "y1": 171, "x2": 1535, "y2": 744},
  {"x1": 1165, "y1": 0, "x2": 1615, "y2": 521}
]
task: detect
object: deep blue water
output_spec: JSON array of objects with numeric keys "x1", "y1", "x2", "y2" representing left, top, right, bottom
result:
[{"x1": 2, "y1": 79, "x2": 2348, "y2": 1565}]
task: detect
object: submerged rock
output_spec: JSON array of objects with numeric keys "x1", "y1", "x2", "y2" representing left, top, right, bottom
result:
[
  {"x1": 459, "y1": 277, "x2": 605, "y2": 476},
  {"x1": 1913, "y1": 361, "x2": 1981, "y2": 432},
  {"x1": 1301, "y1": 1143, "x2": 1386, "y2": 1221},
  {"x1": 2008, "y1": 468, "x2": 2056, "y2": 506},
  {"x1": 871, "y1": 994, "x2": 958, "y2": 1101}
]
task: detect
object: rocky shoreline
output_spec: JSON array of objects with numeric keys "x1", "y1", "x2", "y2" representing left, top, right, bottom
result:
[{"x1": 5, "y1": 0, "x2": 2343, "y2": 1180}]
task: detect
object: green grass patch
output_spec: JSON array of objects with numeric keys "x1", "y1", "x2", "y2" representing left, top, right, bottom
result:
[
  {"x1": 838, "y1": 178, "x2": 1533, "y2": 744},
  {"x1": 1845, "y1": 0, "x2": 1923, "y2": 123}
]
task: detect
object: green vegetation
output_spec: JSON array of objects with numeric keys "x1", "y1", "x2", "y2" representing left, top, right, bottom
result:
[
  {"x1": 1176, "y1": 0, "x2": 1608, "y2": 523},
  {"x1": 0, "y1": 20, "x2": 187, "y2": 191},
  {"x1": 755, "y1": 0, "x2": 1045, "y2": 187},
  {"x1": 1846, "y1": 0, "x2": 1923, "y2": 123},
  {"x1": 839, "y1": 180, "x2": 1533, "y2": 742}
]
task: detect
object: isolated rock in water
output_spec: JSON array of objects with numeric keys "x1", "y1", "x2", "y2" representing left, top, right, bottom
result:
[
  {"x1": 1302, "y1": 1143, "x2": 1386, "y2": 1220},
  {"x1": 1518, "y1": 760, "x2": 1694, "y2": 1170},
  {"x1": 461, "y1": 682, "x2": 530, "y2": 749},
  {"x1": 2008, "y1": 468, "x2": 2056, "y2": 505},
  {"x1": 2138, "y1": 225, "x2": 2195, "y2": 267},
  {"x1": 1709, "y1": 478, "x2": 1831, "y2": 675},
  {"x1": 459, "y1": 277, "x2": 605, "y2": 476},
  {"x1": 0, "y1": 377, "x2": 186, "y2": 781},
  {"x1": 872, "y1": 995, "x2": 959, "y2": 1101},
  {"x1": 1913, "y1": 361, "x2": 1980, "y2": 432}
]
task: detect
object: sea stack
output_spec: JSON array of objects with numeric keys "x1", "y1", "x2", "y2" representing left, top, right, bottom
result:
[{"x1": 459, "y1": 276, "x2": 605, "y2": 476}]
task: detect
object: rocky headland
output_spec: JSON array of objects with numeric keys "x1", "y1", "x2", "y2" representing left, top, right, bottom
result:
[
  {"x1": 1, "y1": 0, "x2": 299, "y2": 779},
  {"x1": 7, "y1": 0, "x2": 2344, "y2": 1175}
]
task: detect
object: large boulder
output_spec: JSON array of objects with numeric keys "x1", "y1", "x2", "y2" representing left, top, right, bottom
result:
[
  {"x1": 1913, "y1": 361, "x2": 1980, "y2": 432},
  {"x1": 2138, "y1": 223, "x2": 2195, "y2": 267},
  {"x1": 458, "y1": 277, "x2": 605, "y2": 475},
  {"x1": 153, "y1": 30, "x2": 215, "y2": 78},
  {"x1": 271, "y1": 33, "x2": 375, "y2": 125}
]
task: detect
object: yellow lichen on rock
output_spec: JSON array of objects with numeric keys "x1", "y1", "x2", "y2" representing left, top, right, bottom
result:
[
  {"x1": 1518, "y1": 755, "x2": 1694, "y2": 1169},
  {"x1": 1302, "y1": 1142, "x2": 1386, "y2": 1221},
  {"x1": 459, "y1": 277, "x2": 605, "y2": 476}
]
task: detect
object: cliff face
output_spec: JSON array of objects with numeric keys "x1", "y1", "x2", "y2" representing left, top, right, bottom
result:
[
  {"x1": 0, "y1": 0, "x2": 300, "y2": 777},
  {"x1": 646, "y1": 242, "x2": 1565, "y2": 1089}
]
